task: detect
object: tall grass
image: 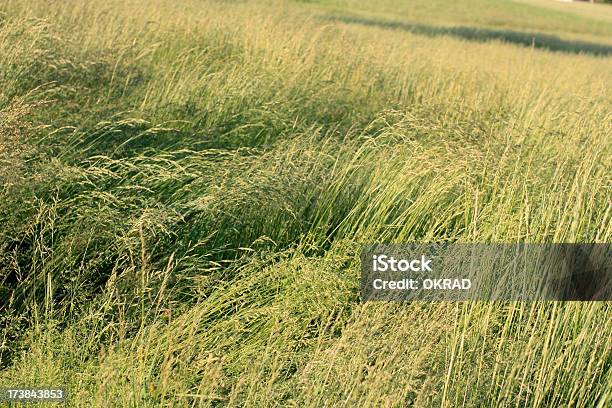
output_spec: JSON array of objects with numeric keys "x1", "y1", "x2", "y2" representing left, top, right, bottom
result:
[{"x1": 0, "y1": 0, "x2": 610, "y2": 406}]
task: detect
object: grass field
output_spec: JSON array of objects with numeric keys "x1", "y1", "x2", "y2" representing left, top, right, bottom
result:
[{"x1": 0, "y1": 0, "x2": 611, "y2": 406}]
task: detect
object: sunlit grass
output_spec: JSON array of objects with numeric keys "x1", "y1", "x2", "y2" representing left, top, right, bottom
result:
[{"x1": 0, "y1": 0, "x2": 611, "y2": 406}]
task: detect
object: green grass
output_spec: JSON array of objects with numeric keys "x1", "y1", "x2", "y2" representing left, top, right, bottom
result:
[{"x1": 0, "y1": 0, "x2": 611, "y2": 406}]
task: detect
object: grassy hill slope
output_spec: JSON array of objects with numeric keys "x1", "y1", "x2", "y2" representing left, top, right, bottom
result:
[{"x1": 1, "y1": 0, "x2": 611, "y2": 406}]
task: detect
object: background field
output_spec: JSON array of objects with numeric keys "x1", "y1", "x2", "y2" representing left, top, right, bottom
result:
[{"x1": 0, "y1": 0, "x2": 611, "y2": 406}]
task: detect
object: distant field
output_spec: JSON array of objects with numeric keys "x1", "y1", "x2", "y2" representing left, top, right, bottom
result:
[
  {"x1": 0, "y1": 0, "x2": 610, "y2": 406},
  {"x1": 514, "y1": 0, "x2": 612, "y2": 23},
  {"x1": 299, "y1": 0, "x2": 612, "y2": 37}
]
